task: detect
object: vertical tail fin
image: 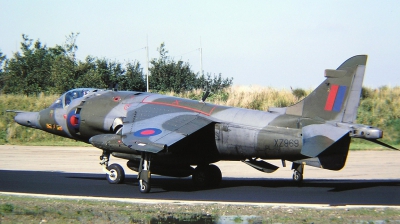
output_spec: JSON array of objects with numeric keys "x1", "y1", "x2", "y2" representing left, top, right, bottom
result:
[{"x1": 286, "y1": 55, "x2": 368, "y2": 122}]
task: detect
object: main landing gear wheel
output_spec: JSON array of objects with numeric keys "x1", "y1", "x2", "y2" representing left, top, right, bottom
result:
[
  {"x1": 192, "y1": 164, "x2": 222, "y2": 189},
  {"x1": 291, "y1": 163, "x2": 304, "y2": 183},
  {"x1": 292, "y1": 170, "x2": 303, "y2": 182},
  {"x1": 139, "y1": 179, "x2": 151, "y2": 193},
  {"x1": 138, "y1": 153, "x2": 152, "y2": 193},
  {"x1": 106, "y1": 163, "x2": 125, "y2": 184}
]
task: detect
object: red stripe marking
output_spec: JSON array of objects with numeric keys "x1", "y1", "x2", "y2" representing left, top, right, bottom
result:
[
  {"x1": 324, "y1": 85, "x2": 339, "y2": 111},
  {"x1": 141, "y1": 96, "x2": 216, "y2": 116}
]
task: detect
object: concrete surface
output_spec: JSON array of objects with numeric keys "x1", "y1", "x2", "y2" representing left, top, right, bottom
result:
[{"x1": 1, "y1": 145, "x2": 399, "y2": 180}]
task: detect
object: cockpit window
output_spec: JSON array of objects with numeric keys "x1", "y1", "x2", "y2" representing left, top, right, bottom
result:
[
  {"x1": 64, "y1": 89, "x2": 91, "y2": 107},
  {"x1": 49, "y1": 98, "x2": 63, "y2": 109},
  {"x1": 49, "y1": 88, "x2": 96, "y2": 109}
]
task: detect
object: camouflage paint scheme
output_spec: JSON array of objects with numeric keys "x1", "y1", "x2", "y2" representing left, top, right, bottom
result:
[{"x1": 9, "y1": 55, "x2": 397, "y2": 193}]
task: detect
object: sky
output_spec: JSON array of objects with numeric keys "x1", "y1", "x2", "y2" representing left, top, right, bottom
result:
[{"x1": 1, "y1": 1, "x2": 399, "y2": 89}]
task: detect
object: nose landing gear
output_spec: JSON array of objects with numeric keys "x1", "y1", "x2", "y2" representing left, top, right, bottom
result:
[
  {"x1": 106, "y1": 163, "x2": 125, "y2": 184},
  {"x1": 100, "y1": 151, "x2": 125, "y2": 184}
]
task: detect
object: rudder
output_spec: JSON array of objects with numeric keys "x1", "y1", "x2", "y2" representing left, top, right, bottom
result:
[{"x1": 286, "y1": 55, "x2": 368, "y2": 122}]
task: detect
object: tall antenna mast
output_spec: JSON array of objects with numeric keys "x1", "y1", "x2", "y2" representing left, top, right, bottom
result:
[
  {"x1": 200, "y1": 36, "x2": 203, "y2": 76},
  {"x1": 146, "y1": 35, "x2": 149, "y2": 92}
]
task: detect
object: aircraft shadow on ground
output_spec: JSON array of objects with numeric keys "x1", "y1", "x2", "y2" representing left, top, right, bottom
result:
[
  {"x1": 63, "y1": 173, "x2": 400, "y2": 193},
  {"x1": 149, "y1": 177, "x2": 400, "y2": 193},
  {"x1": 31, "y1": 170, "x2": 400, "y2": 193},
  {"x1": 1, "y1": 170, "x2": 399, "y2": 195}
]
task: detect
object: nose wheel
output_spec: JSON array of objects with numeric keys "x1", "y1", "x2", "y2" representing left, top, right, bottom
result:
[
  {"x1": 106, "y1": 163, "x2": 125, "y2": 184},
  {"x1": 100, "y1": 151, "x2": 125, "y2": 184}
]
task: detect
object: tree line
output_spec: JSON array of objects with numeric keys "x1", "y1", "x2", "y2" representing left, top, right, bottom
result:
[{"x1": 0, "y1": 33, "x2": 233, "y2": 95}]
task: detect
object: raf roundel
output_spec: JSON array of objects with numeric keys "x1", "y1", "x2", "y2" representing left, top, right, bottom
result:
[{"x1": 134, "y1": 128, "x2": 162, "y2": 137}]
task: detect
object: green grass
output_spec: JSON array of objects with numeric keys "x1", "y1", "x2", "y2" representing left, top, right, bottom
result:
[{"x1": 1, "y1": 195, "x2": 399, "y2": 223}]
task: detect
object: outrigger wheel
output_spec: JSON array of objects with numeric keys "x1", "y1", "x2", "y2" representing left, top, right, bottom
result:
[{"x1": 106, "y1": 163, "x2": 125, "y2": 184}]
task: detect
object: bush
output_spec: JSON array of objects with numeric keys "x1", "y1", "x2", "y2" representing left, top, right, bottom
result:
[{"x1": 292, "y1": 88, "x2": 307, "y2": 99}]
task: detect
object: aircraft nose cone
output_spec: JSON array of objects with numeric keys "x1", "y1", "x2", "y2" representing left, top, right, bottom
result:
[{"x1": 14, "y1": 112, "x2": 40, "y2": 128}]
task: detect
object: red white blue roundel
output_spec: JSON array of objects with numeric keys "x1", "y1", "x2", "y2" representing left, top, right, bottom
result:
[{"x1": 134, "y1": 128, "x2": 162, "y2": 137}]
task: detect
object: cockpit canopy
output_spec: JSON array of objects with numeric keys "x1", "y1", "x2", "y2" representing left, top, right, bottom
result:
[{"x1": 50, "y1": 88, "x2": 97, "y2": 109}]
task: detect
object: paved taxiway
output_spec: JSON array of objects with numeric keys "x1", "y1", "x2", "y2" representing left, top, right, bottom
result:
[{"x1": 0, "y1": 145, "x2": 399, "y2": 205}]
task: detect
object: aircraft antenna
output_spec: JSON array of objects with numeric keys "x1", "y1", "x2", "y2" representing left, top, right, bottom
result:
[
  {"x1": 200, "y1": 36, "x2": 203, "y2": 76},
  {"x1": 146, "y1": 35, "x2": 150, "y2": 92}
]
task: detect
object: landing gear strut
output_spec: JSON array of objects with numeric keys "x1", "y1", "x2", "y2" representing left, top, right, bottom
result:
[
  {"x1": 138, "y1": 152, "x2": 152, "y2": 193},
  {"x1": 292, "y1": 163, "x2": 304, "y2": 183},
  {"x1": 100, "y1": 151, "x2": 125, "y2": 184},
  {"x1": 192, "y1": 164, "x2": 222, "y2": 189}
]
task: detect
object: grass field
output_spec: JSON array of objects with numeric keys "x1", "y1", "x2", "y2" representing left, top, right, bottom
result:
[{"x1": 1, "y1": 195, "x2": 399, "y2": 223}]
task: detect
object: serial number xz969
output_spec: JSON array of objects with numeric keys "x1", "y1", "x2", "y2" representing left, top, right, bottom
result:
[{"x1": 274, "y1": 139, "x2": 300, "y2": 148}]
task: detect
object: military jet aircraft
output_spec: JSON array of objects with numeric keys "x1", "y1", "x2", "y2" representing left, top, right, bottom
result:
[{"x1": 8, "y1": 55, "x2": 398, "y2": 193}]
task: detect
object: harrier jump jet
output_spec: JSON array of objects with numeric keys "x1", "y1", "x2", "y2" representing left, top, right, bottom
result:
[{"x1": 8, "y1": 55, "x2": 398, "y2": 193}]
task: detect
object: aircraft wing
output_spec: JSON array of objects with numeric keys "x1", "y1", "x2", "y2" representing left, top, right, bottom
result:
[{"x1": 121, "y1": 112, "x2": 215, "y2": 153}]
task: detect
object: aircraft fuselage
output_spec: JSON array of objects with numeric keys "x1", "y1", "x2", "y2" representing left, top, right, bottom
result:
[{"x1": 20, "y1": 89, "x2": 305, "y2": 164}]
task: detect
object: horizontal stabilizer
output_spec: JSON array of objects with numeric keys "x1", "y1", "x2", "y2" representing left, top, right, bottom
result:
[
  {"x1": 365, "y1": 139, "x2": 399, "y2": 151},
  {"x1": 241, "y1": 159, "x2": 279, "y2": 173},
  {"x1": 302, "y1": 124, "x2": 349, "y2": 157}
]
